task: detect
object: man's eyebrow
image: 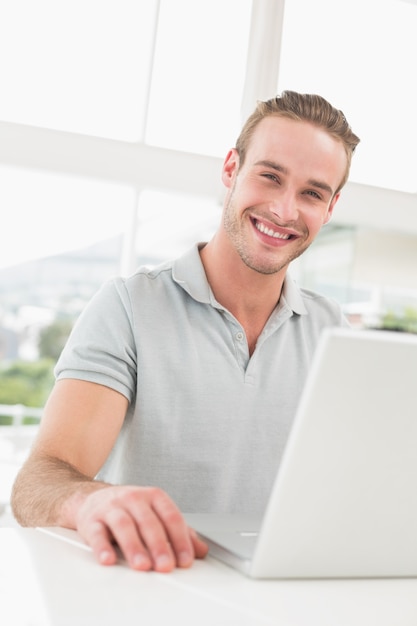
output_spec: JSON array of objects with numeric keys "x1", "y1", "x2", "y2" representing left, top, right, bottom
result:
[
  {"x1": 255, "y1": 160, "x2": 334, "y2": 196},
  {"x1": 307, "y1": 179, "x2": 334, "y2": 196},
  {"x1": 255, "y1": 160, "x2": 288, "y2": 175}
]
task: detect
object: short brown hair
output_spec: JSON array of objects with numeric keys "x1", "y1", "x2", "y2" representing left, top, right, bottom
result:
[{"x1": 236, "y1": 91, "x2": 360, "y2": 193}]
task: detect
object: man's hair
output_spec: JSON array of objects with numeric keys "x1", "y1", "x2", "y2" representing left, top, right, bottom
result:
[{"x1": 236, "y1": 90, "x2": 360, "y2": 193}]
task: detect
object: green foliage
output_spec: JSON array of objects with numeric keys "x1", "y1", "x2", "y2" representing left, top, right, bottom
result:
[
  {"x1": 0, "y1": 358, "x2": 55, "y2": 410},
  {"x1": 38, "y1": 319, "x2": 73, "y2": 361},
  {"x1": 0, "y1": 318, "x2": 73, "y2": 424},
  {"x1": 380, "y1": 307, "x2": 417, "y2": 334}
]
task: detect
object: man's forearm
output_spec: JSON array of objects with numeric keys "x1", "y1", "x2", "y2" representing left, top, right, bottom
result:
[{"x1": 11, "y1": 454, "x2": 108, "y2": 528}]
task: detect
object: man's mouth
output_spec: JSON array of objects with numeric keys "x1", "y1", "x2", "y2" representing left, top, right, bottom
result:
[{"x1": 253, "y1": 219, "x2": 293, "y2": 240}]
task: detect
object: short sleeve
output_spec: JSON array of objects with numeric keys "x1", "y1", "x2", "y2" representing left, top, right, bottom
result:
[{"x1": 54, "y1": 278, "x2": 137, "y2": 402}]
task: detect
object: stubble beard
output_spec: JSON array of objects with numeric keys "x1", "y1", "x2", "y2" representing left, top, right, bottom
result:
[{"x1": 223, "y1": 196, "x2": 310, "y2": 276}]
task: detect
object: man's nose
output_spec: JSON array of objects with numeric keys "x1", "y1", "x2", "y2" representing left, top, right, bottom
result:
[{"x1": 269, "y1": 192, "x2": 298, "y2": 222}]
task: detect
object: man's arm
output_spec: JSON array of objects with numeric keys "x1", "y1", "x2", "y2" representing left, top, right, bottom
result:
[{"x1": 11, "y1": 379, "x2": 207, "y2": 572}]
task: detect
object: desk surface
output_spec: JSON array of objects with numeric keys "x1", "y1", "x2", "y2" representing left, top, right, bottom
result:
[{"x1": 1, "y1": 528, "x2": 417, "y2": 626}]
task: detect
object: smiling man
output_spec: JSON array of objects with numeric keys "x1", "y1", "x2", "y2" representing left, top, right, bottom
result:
[
  {"x1": 220, "y1": 117, "x2": 345, "y2": 275},
  {"x1": 12, "y1": 91, "x2": 360, "y2": 573}
]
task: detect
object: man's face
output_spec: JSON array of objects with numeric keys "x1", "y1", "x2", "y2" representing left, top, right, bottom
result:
[{"x1": 221, "y1": 116, "x2": 347, "y2": 275}]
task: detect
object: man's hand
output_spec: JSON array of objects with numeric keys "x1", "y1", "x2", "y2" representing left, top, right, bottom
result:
[
  {"x1": 10, "y1": 380, "x2": 207, "y2": 572},
  {"x1": 75, "y1": 485, "x2": 208, "y2": 572}
]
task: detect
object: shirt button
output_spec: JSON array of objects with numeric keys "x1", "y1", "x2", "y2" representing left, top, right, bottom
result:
[{"x1": 236, "y1": 331, "x2": 244, "y2": 341}]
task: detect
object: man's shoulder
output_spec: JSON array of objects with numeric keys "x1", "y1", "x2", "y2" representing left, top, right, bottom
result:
[
  {"x1": 298, "y1": 285, "x2": 340, "y2": 305},
  {"x1": 127, "y1": 258, "x2": 174, "y2": 283},
  {"x1": 124, "y1": 244, "x2": 202, "y2": 286},
  {"x1": 296, "y1": 285, "x2": 347, "y2": 325},
  {"x1": 283, "y1": 275, "x2": 343, "y2": 317}
]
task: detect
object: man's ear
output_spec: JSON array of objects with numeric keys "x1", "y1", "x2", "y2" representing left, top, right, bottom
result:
[
  {"x1": 221, "y1": 149, "x2": 239, "y2": 189},
  {"x1": 324, "y1": 191, "x2": 341, "y2": 225}
]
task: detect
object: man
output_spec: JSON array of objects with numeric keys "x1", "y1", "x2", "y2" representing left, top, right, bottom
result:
[{"x1": 11, "y1": 91, "x2": 360, "y2": 573}]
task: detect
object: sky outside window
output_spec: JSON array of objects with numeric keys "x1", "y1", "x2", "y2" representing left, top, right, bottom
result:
[
  {"x1": 0, "y1": 0, "x2": 158, "y2": 141},
  {"x1": 0, "y1": 165, "x2": 136, "y2": 269}
]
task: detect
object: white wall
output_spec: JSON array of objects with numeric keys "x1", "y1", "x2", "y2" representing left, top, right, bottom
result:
[{"x1": 352, "y1": 230, "x2": 417, "y2": 291}]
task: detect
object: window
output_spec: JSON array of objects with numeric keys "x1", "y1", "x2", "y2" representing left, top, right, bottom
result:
[
  {"x1": 278, "y1": 0, "x2": 417, "y2": 193},
  {"x1": 0, "y1": 0, "x2": 158, "y2": 141}
]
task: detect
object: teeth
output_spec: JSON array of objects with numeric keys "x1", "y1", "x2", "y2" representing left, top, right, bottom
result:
[{"x1": 255, "y1": 221, "x2": 290, "y2": 240}]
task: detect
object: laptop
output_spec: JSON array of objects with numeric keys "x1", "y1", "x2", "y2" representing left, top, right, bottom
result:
[{"x1": 185, "y1": 327, "x2": 417, "y2": 579}]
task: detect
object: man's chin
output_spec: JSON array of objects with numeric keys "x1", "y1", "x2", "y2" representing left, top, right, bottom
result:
[{"x1": 240, "y1": 255, "x2": 291, "y2": 276}]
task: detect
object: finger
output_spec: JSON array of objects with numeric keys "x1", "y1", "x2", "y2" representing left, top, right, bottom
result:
[
  {"x1": 82, "y1": 520, "x2": 119, "y2": 567},
  {"x1": 150, "y1": 490, "x2": 195, "y2": 569},
  {"x1": 126, "y1": 497, "x2": 178, "y2": 572},
  {"x1": 102, "y1": 508, "x2": 153, "y2": 571},
  {"x1": 189, "y1": 527, "x2": 209, "y2": 559}
]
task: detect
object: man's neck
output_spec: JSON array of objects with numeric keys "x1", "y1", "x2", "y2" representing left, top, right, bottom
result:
[{"x1": 200, "y1": 238, "x2": 287, "y2": 354}]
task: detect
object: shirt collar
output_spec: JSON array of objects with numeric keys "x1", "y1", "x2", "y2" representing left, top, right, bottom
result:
[
  {"x1": 281, "y1": 273, "x2": 308, "y2": 315},
  {"x1": 172, "y1": 243, "x2": 212, "y2": 304},
  {"x1": 172, "y1": 243, "x2": 308, "y2": 315}
]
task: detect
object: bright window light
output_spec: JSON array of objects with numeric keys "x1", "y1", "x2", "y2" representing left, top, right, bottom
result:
[
  {"x1": 145, "y1": 0, "x2": 252, "y2": 156},
  {"x1": 0, "y1": 165, "x2": 136, "y2": 269},
  {"x1": 0, "y1": 0, "x2": 158, "y2": 141},
  {"x1": 278, "y1": 0, "x2": 417, "y2": 193},
  {"x1": 0, "y1": 0, "x2": 251, "y2": 153},
  {"x1": 135, "y1": 189, "x2": 222, "y2": 264}
]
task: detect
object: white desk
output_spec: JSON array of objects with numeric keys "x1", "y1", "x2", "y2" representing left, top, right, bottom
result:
[{"x1": 1, "y1": 528, "x2": 417, "y2": 626}]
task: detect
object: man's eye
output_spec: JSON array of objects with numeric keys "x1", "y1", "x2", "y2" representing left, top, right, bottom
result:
[
  {"x1": 262, "y1": 173, "x2": 279, "y2": 183},
  {"x1": 305, "y1": 190, "x2": 321, "y2": 199}
]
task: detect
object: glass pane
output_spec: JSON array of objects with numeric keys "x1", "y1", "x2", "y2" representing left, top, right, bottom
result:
[
  {"x1": 291, "y1": 225, "x2": 356, "y2": 305},
  {"x1": 291, "y1": 224, "x2": 417, "y2": 331},
  {"x1": 0, "y1": 164, "x2": 136, "y2": 473},
  {"x1": 0, "y1": 166, "x2": 136, "y2": 269},
  {"x1": 278, "y1": 0, "x2": 417, "y2": 192},
  {"x1": 146, "y1": 0, "x2": 252, "y2": 156},
  {"x1": 0, "y1": 165, "x2": 136, "y2": 363},
  {"x1": 135, "y1": 189, "x2": 221, "y2": 266},
  {"x1": 0, "y1": 0, "x2": 158, "y2": 141}
]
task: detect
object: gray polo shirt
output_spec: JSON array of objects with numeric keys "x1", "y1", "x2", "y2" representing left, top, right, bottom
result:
[{"x1": 55, "y1": 244, "x2": 348, "y2": 515}]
